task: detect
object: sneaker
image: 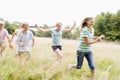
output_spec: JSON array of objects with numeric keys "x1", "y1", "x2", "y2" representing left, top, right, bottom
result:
[
  {"x1": 68, "y1": 64, "x2": 75, "y2": 71},
  {"x1": 0, "y1": 53, "x2": 5, "y2": 58}
]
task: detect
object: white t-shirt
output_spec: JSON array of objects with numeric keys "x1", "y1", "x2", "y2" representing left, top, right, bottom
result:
[
  {"x1": 0, "y1": 28, "x2": 9, "y2": 42},
  {"x1": 16, "y1": 30, "x2": 34, "y2": 52}
]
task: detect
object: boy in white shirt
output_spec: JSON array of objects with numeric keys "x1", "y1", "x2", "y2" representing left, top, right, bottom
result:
[{"x1": 16, "y1": 23, "x2": 34, "y2": 66}]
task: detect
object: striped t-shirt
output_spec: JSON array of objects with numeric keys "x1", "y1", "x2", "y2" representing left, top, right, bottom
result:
[{"x1": 78, "y1": 27, "x2": 94, "y2": 52}]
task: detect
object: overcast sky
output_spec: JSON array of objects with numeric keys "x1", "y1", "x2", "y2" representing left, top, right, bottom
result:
[{"x1": 0, "y1": 0, "x2": 120, "y2": 26}]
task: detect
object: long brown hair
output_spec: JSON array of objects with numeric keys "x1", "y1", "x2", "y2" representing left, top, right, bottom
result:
[{"x1": 81, "y1": 17, "x2": 93, "y2": 28}]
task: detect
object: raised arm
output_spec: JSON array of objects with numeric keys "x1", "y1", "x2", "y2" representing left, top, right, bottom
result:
[
  {"x1": 35, "y1": 24, "x2": 51, "y2": 32},
  {"x1": 63, "y1": 21, "x2": 76, "y2": 32}
]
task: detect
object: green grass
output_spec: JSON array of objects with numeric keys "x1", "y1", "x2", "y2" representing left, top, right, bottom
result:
[{"x1": 0, "y1": 37, "x2": 120, "y2": 80}]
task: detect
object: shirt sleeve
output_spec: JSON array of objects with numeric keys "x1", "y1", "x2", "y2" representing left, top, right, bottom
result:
[
  {"x1": 29, "y1": 31, "x2": 34, "y2": 40},
  {"x1": 5, "y1": 29, "x2": 9, "y2": 36},
  {"x1": 81, "y1": 28, "x2": 89, "y2": 38}
]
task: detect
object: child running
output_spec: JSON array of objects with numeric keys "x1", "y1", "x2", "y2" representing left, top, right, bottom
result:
[
  {"x1": 16, "y1": 23, "x2": 34, "y2": 66},
  {"x1": 69, "y1": 17, "x2": 105, "y2": 80},
  {"x1": 11, "y1": 24, "x2": 25, "y2": 57},
  {"x1": 35, "y1": 21, "x2": 76, "y2": 60},
  {"x1": 0, "y1": 21, "x2": 13, "y2": 58}
]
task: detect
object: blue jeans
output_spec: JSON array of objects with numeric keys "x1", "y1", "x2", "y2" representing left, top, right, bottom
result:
[{"x1": 76, "y1": 50, "x2": 95, "y2": 70}]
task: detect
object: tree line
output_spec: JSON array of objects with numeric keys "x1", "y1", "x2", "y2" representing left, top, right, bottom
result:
[
  {"x1": 94, "y1": 10, "x2": 120, "y2": 42},
  {"x1": 0, "y1": 18, "x2": 80, "y2": 40},
  {"x1": 1, "y1": 10, "x2": 120, "y2": 41}
]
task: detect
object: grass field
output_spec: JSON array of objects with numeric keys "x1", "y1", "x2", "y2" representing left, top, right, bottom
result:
[{"x1": 0, "y1": 37, "x2": 120, "y2": 80}]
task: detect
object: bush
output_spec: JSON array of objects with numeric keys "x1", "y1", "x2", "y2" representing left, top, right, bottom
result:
[
  {"x1": 4, "y1": 21, "x2": 15, "y2": 34},
  {"x1": 0, "y1": 19, "x2": 21, "y2": 34},
  {"x1": 35, "y1": 31, "x2": 51, "y2": 37},
  {"x1": 94, "y1": 10, "x2": 120, "y2": 41},
  {"x1": 29, "y1": 29, "x2": 36, "y2": 36}
]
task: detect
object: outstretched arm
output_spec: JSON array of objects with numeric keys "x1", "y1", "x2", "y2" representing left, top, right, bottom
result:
[
  {"x1": 11, "y1": 31, "x2": 17, "y2": 42},
  {"x1": 63, "y1": 21, "x2": 76, "y2": 32},
  {"x1": 35, "y1": 24, "x2": 51, "y2": 32},
  {"x1": 7, "y1": 35, "x2": 13, "y2": 49}
]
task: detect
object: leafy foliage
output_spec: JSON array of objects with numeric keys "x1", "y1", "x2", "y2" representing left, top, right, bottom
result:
[
  {"x1": 0, "y1": 18, "x2": 21, "y2": 34},
  {"x1": 94, "y1": 10, "x2": 120, "y2": 41}
]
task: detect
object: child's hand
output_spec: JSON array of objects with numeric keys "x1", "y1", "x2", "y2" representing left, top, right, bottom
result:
[
  {"x1": 96, "y1": 37, "x2": 101, "y2": 42},
  {"x1": 9, "y1": 44, "x2": 13, "y2": 49},
  {"x1": 100, "y1": 35, "x2": 105, "y2": 39},
  {"x1": 35, "y1": 24, "x2": 39, "y2": 29},
  {"x1": 96, "y1": 35, "x2": 105, "y2": 42},
  {"x1": 19, "y1": 42, "x2": 24, "y2": 46}
]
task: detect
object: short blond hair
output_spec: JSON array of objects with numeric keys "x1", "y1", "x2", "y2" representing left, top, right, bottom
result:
[
  {"x1": 0, "y1": 21, "x2": 5, "y2": 26},
  {"x1": 21, "y1": 22, "x2": 29, "y2": 29}
]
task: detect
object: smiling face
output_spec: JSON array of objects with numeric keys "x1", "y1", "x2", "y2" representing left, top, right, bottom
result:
[
  {"x1": 86, "y1": 18, "x2": 94, "y2": 27},
  {"x1": 81, "y1": 17, "x2": 94, "y2": 29}
]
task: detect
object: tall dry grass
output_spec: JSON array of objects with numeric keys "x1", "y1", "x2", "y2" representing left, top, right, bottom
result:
[{"x1": 0, "y1": 37, "x2": 119, "y2": 80}]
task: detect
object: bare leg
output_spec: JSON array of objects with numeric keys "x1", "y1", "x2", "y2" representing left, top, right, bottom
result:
[
  {"x1": 19, "y1": 54, "x2": 22, "y2": 66},
  {"x1": 15, "y1": 53, "x2": 18, "y2": 57},
  {"x1": 91, "y1": 70, "x2": 95, "y2": 80},
  {"x1": 19, "y1": 53, "x2": 25, "y2": 66},
  {"x1": 54, "y1": 49, "x2": 63, "y2": 60},
  {"x1": 55, "y1": 54, "x2": 60, "y2": 60},
  {"x1": 25, "y1": 52, "x2": 31, "y2": 65},
  {"x1": 0, "y1": 46, "x2": 6, "y2": 58},
  {"x1": 19, "y1": 53, "x2": 28, "y2": 66}
]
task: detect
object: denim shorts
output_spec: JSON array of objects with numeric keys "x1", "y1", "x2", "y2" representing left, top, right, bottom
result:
[{"x1": 76, "y1": 50, "x2": 95, "y2": 70}]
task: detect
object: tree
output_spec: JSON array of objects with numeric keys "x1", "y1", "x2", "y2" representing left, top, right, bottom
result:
[{"x1": 94, "y1": 10, "x2": 120, "y2": 41}]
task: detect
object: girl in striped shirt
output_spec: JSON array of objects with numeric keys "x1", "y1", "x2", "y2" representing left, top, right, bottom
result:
[{"x1": 69, "y1": 17, "x2": 105, "y2": 80}]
